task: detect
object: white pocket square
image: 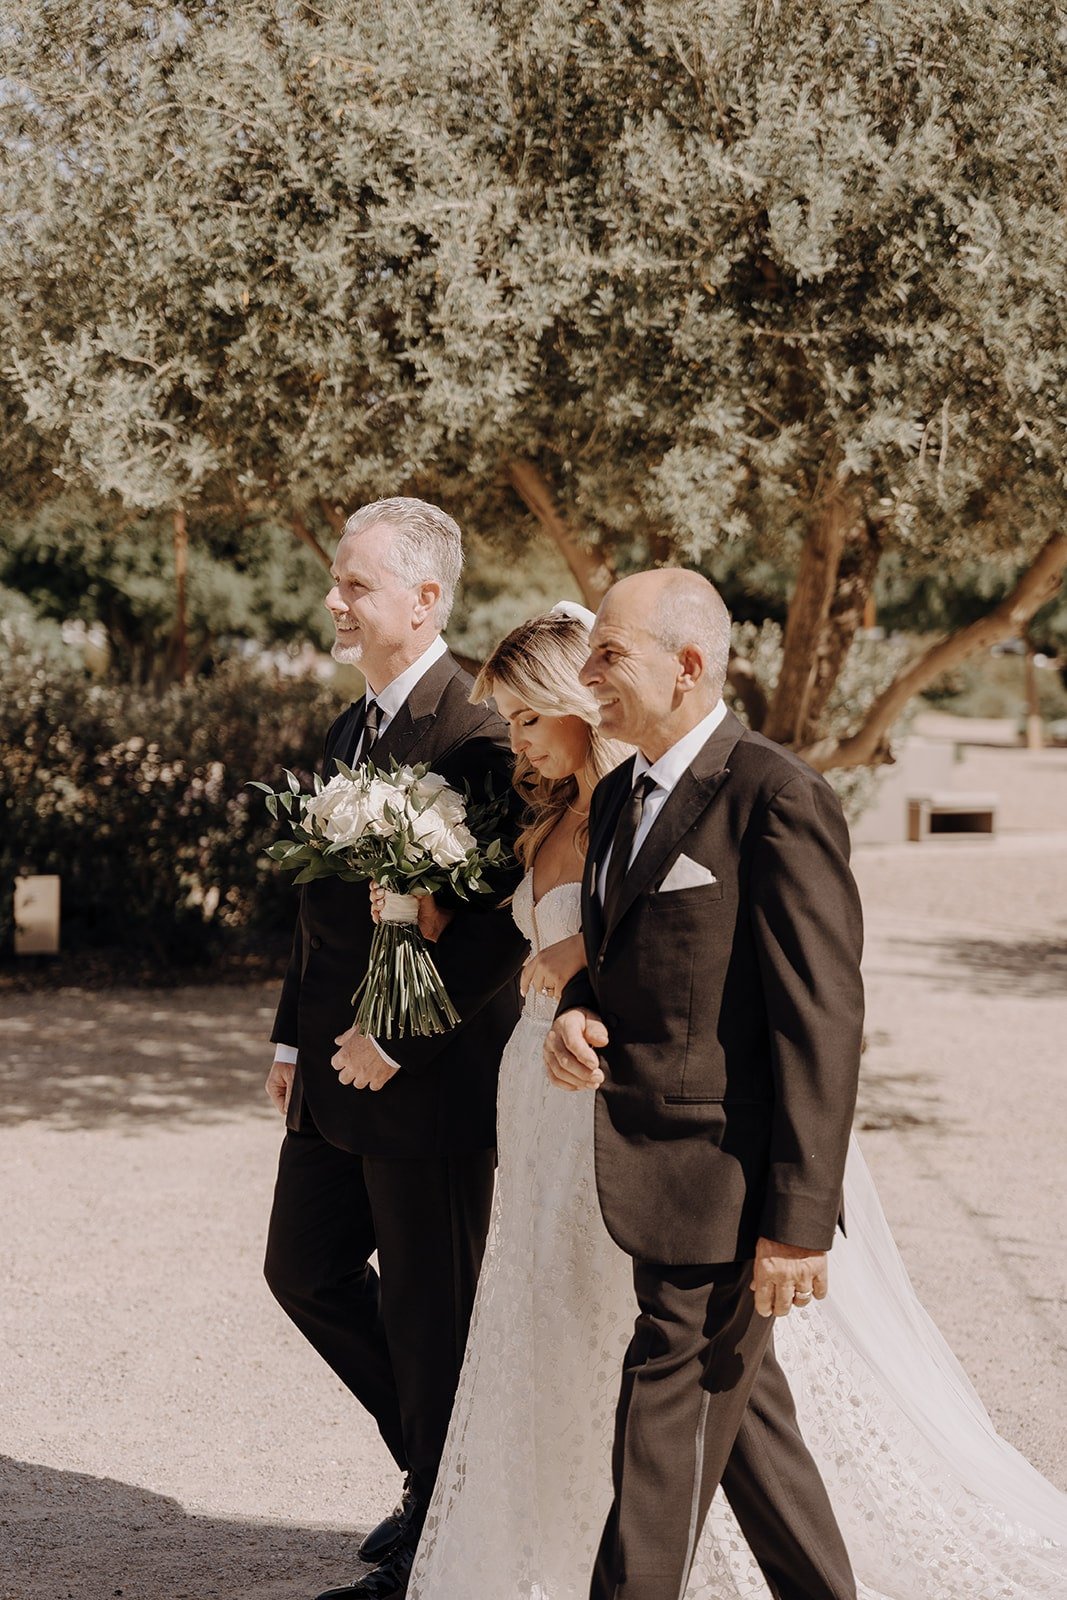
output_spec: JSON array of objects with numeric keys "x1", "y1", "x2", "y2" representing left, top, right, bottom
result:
[{"x1": 659, "y1": 854, "x2": 717, "y2": 892}]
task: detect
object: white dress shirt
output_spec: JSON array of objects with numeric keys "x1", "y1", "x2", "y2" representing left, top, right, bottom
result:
[
  {"x1": 597, "y1": 699, "x2": 728, "y2": 904},
  {"x1": 350, "y1": 632, "x2": 449, "y2": 763},
  {"x1": 272, "y1": 634, "x2": 449, "y2": 1070}
]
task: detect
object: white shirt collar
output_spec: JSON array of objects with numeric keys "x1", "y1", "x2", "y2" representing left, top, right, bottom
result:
[
  {"x1": 632, "y1": 699, "x2": 729, "y2": 797},
  {"x1": 368, "y1": 634, "x2": 449, "y2": 719}
]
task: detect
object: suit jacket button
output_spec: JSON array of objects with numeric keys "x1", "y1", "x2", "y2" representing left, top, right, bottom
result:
[{"x1": 309, "y1": 935, "x2": 323, "y2": 951}]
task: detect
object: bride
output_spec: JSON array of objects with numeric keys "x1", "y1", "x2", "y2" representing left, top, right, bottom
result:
[{"x1": 406, "y1": 602, "x2": 1067, "y2": 1600}]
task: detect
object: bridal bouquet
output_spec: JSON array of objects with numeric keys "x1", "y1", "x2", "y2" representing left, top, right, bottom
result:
[{"x1": 252, "y1": 761, "x2": 511, "y2": 1038}]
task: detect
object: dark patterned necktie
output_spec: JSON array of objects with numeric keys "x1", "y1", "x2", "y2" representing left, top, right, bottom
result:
[
  {"x1": 361, "y1": 697, "x2": 382, "y2": 761},
  {"x1": 602, "y1": 773, "x2": 657, "y2": 923}
]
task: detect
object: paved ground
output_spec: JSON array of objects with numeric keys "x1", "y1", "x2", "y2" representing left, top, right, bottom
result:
[{"x1": 2, "y1": 743, "x2": 1066, "y2": 1599}]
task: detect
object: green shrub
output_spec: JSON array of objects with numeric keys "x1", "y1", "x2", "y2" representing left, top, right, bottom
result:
[{"x1": 0, "y1": 633, "x2": 340, "y2": 964}]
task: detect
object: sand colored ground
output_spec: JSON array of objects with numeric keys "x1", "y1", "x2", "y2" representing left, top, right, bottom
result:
[{"x1": 2, "y1": 732, "x2": 1065, "y2": 1600}]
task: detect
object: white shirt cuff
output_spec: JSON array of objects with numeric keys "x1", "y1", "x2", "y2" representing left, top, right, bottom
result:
[
  {"x1": 272, "y1": 1044, "x2": 299, "y2": 1065},
  {"x1": 370, "y1": 1037, "x2": 400, "y2": 1071}
]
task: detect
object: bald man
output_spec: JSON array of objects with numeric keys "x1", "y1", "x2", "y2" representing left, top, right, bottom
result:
[{"x1": 546, "y1": 570, "x2": 863, "y2": 1600}]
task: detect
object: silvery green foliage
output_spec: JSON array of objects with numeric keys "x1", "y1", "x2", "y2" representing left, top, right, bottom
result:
[
  {"x1": 730, "y1": 619, "x2": 915, "y2": 817},
  {"x1": 1, "y1": 1, "x2": 1064, "y2": 579}
]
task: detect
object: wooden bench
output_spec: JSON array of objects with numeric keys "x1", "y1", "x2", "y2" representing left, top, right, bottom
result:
[{"x1": 906, "y1": 791, "x2": 998, "y2": 842}]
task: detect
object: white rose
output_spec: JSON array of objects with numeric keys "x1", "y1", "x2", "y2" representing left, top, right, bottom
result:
[
  {"x1": 411, "y1": 809, "x2": 477, "y2": 866},
  {"x1": 304, "y1": 776, "x2": 372, "y2": 845},
  {"x1": 437, "y1": 820, "x2": 476, "y2": 865},
  {"x1": 362, "y1": 776, "x2": 403, "y2": 834},
  {"x1": 410, "y1": 772, "x2": 467, "y2": 828},
  {"x1": 435, "y1": 788, "x2": 468, "y2": 828}
]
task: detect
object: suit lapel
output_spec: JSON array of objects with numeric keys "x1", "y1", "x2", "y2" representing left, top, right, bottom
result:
[
  {"x1": 362, "y1": 650, "x2": 457, "y2": 769},
  {"x1": 601, "y1": 711, "x2": 746, "y2": 947},
  {"x1": 326, "y1": 703, "x2": 364, "y2": 773},
  {"x1": 584, "y1": 761, "x2": 635, "y2": 958}
]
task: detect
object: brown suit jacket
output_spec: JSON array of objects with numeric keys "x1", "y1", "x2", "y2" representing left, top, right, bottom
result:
[
  {"x1": 558, "y1": 710, "x2": 864, "y2": 1266},
  {"x1": 271, "y1": 650, "x2": 526, "y2": 1158}
]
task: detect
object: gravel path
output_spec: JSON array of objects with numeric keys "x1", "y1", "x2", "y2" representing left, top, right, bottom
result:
[{"x1": 2, "y1": 789, "x2": 1065, "y2": 1598}]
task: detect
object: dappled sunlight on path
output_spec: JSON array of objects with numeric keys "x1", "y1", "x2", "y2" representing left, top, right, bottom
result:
[{"x1": 0, "y1": 987, "x2": 279, "y2": 1128}]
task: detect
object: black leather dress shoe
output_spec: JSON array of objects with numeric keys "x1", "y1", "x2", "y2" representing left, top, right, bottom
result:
[
  {"x1": 315, "y1": 1534, "x2": 417, "y2": 1600},
  {"x1": 357, "y1": 1476, "x2": 420, "y2": 1565}
]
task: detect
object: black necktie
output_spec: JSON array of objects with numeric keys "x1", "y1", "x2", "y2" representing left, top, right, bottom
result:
[
  {"x1": 602, "y1": 773, "x2": 657, "y2": 923},
  {"x1": 361, "y1": 698, "x2": 382, "y2": 760}
]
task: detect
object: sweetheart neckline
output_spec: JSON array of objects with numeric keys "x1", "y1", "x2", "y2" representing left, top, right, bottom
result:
[{"x1": 525, "y1": 874, "x2": 583, "y2": 913}]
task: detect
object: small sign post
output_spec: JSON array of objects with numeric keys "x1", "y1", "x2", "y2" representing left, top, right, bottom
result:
[{"x1": 14, "y1": 875, "x2": 61, "y2": 956}]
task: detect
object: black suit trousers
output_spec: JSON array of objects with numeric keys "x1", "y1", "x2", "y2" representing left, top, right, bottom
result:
[
  {"x1": 264, "y1": 1112, "x2": 494, "y2": 1508},
  {"x1": 591, "y1": 1260, "x2": 856, "y2": 1600}
]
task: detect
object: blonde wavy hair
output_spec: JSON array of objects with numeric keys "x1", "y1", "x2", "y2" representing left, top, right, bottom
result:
[{"x1": 471, "y1": 610, "x2": 631, "y2": 869}]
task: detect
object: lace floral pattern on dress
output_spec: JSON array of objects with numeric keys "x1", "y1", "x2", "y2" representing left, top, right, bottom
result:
[{"x1": 409, "y1": 873, "x2": 1067, "y2": 1600}]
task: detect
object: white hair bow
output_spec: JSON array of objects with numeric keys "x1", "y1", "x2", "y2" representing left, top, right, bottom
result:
[{"x1": 548, "y1": 600, "x2": 597, "y2": 630}]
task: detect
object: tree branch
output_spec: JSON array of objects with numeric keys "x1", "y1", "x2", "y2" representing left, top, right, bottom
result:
[
  {"x1": 318, "y1": 498, "x2": 347, "y2": 536},
  {"x1": 762, "y1": 487, "x2": 854, "y2": 743},
  {"x1": 726, "y1": 650, "x2": 769, "y2": 730},
  {"x1": 802, "y1": 532, "x2": 1067, "y2": 771},
  {"x1": 290, "y1": 511, "x2": 332, "y2": 570},
  {"x1": 506, "y1": 458, "x2": 615, "y2": 606}
]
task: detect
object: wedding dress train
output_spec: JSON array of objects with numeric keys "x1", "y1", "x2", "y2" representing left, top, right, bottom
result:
[{"x1": 409, "y1": 875, "x2": 1067, "y2": 1599}]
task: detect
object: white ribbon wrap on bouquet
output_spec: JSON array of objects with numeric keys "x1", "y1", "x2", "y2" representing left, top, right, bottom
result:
[{"x1": 380, "y1": 891, "x2": 421, "y2": 925}]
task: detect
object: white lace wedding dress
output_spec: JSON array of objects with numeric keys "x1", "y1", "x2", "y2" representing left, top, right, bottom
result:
[{"x1": 409, "y1": 874, "x2": 1067, "y2": 1600}]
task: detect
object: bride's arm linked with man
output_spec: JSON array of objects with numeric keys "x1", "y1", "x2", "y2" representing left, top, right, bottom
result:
[{"x1": 258, "y1": 496, "x2": 1067, "y2": 1600}]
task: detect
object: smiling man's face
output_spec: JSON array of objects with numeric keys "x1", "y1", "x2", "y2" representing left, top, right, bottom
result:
[
  {"x1": 579, "y1": 584, "x2": 687, "y2": 759},
  {"x1": 324, "y1": 523, "x2": 432, "y2": 689}
]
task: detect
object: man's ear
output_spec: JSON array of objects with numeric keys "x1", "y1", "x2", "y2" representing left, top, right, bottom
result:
[
  {"x1": 676, "y1": 644, "x2": 705, "y2": 691},
  {"x1": 413, "y1": 580, "x2": 442, "y2": 624}
]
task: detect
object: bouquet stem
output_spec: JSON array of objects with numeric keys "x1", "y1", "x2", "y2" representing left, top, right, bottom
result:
[{"x1": 352, "y1": 920, "x2": 461, "y2": 1039}]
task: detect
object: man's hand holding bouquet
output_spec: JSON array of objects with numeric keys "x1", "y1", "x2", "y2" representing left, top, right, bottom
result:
[{"x1": 253, "y1": 759, "x2": 511, "y2": 1039}]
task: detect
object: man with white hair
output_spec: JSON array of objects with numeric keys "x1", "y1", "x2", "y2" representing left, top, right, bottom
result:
[{"x1": 264, "y1": 498, "x2": 526, "y2": 1600}]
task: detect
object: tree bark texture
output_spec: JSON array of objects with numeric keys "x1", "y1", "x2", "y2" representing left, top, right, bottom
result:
[
  {"x1": 802, "y1": 532, "x2": 1067, "y2": 771},
  {"x1": 762, "y1": 492, "x2": 853, "y2": 745},
  {"x1": 290, "y1": 512, "x2": 332, "y2": 570},
  {"x1": 800, "y1": 517, "x2": 883, "y2": 744},
  {"x1": 173, "y1": 506, "x2": 189, "y2": 685},
  {"x1": 726, "y1": 652, "x2": 769, "y2": 731},
  {"x1": 506, "y1": 458, "x2": 615, "y2": 607}
]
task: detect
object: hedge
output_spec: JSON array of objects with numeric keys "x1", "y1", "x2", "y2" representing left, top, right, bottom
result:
[{"x1": 1, "y1": 641, "x2": 340, "y2": 964}]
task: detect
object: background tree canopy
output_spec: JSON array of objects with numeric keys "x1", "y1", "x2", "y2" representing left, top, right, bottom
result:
[{"x1": 1, "y1": 0, "x2": 1065, "y2": 767}]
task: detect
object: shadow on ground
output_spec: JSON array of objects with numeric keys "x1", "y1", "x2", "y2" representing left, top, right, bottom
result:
[
  {"x1": 855, "y1": 1052, "x2": 946, "y2": 1135},
  {"x1": 866, "y1": 932, "x2": 1067, "y2": 1005},
  {"x1": 0, "y1": 990, "x2": 278, "y2": 1129},
  {"x1": 926, "y1": 934, "x2": 1067, "y2": 999},
  {"x1": 0, "y1": 1457, "x2": 360, "y2": 1600}
]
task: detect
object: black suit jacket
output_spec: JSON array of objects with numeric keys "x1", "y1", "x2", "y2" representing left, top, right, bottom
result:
[
  {"x1": 271, "y1": 650, "x2": 527, "y2": 1158},
  {"x1": 558, "y1": 710, "x2": 864, "y2": 1266}
]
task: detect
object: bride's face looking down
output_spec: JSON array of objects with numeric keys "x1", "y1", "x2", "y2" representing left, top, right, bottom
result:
[
  {"x1": 492, "y1": 683, "x2": 591, "y2": 785},
  {"x1": 471, "y1": 610, "x2": 632, "y2": 867}
]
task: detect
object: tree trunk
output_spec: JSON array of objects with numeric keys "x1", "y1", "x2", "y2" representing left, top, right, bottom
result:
[
  {"x1": 506, "y1": 458, "x2": 615, "y2": 606},
  {"x1": 802, "y1": 532, "x2": 1067, "y2": 771},
  {"x1": 1024, "y1": 637, "x2": 1044, "y2": 750},
  {"x1": 799, "y1": 518, "x2": 882, "y2": 744},
  {"x1": 173, "y1": 507, "x2": 189, "y2": 685},
  {"x1": 726, "y1": 651, "x2": 769, "y2": 730},
  {"x1": 290, "y1": 511, "x2": 332, "y2": 570},
  {"x1": 762, "y1": 492, "x2": 854, "y2": 744},
  {"x1": 318, "y1": 498, "x2": 347, "y2": 537}
]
